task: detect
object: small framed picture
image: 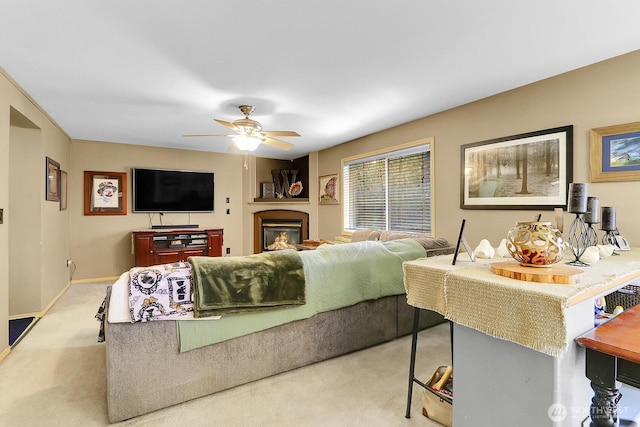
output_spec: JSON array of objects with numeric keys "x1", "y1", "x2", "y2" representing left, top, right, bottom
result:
[
  {"x1": 59, "y1": 170, "x2": 68, "y2": 211},
  {"x1": 319, "y1": 174, "x2": 339, "y2": 205},
  {"x1": 590, "y1": 121, "x2": 640, "y2": 182},
  {"x1": 84, "y1": 171, "x2": 127, "y2": 215},
  {"x1": 45, "y1": 157, "x2": 61, "y2": 202}
]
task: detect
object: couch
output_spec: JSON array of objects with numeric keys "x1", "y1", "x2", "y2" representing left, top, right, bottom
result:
[{"x1": 104, "y1": 234, "x2": 452, "y2": 422}]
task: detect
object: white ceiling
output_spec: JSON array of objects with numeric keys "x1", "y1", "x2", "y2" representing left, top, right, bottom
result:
[{"x1": 2, "y1": 1, "x2": 640, "y2": 160}]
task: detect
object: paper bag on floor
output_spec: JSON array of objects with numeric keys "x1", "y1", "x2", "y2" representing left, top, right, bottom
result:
[{"x1": 422, "y1": 365, "x2": 452, "y2": 427}]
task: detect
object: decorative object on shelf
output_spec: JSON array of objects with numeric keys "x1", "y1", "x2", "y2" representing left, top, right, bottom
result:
[
  {"x1": 460, "y1": 125, "x2": 573, "y2": 210},
  {"x1": 280, "y1": 169, "x2": 292, "y2": 197},
  {"x1": 581, "y1": 246, "x2": 601, "y2": 264},
  {"x1": 271, "y1": 169, "x2": 300, "y2": 198},
  {"x1": 497, "y1": 238, "x2": 510, "y2": 257},
  {"x1": 473, "y1": 239, "x2": 495, "y2": 259},
  {"x1": 601, "y1": 206, "x2": 616, "y2": 232},
  {"x1": 319, "y1": 173, "x2": 339, "y2": 205},
  {"x1": 288, "y1": 181, "x2": 303, "y2": 196},
  {"x1": 584, "y1": 196, "x2": 599, "y2": 247},
  {"x1": 84, "y1": 171, "x2": 127, "y2": 216},
  {"x1": 565, "y1": 182, "x2": 590, "y2": 266},
  {"x1": 566, "y1": 182, "x2": 588, "y2": 213},
  {"x1": 45, "y1": 157, "x2": 61, "y2": 202},
  {"x1": 261, "y1": 182, "x2": 275, "y2": 199},
  {"x1": 601, "y1": 206, "x2": 619, "y2": 250},
  {"x1": 271, "y1": 169, "x2": 283, "y2": 197},
  {"x1": 589, "y1": 121, "x2": 640, "y2": 182},
  {"x1": 506, "y1": 221, "x2": 565, "y2": 267},
  {"x1": 598, "y1": 244, "x2": 615, "y2": 258}
]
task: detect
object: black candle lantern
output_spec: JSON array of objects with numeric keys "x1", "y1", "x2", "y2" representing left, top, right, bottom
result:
[
  {"x1": 567, "y1": 183, "x2": 588, "y2": 214},
  {"x1": 566, "y1": 183, "x2": 590, "y2": 266},
  {"x1": 584, "y1": 197, "x2": 599, "y2": 247},
  {"x1": 584, "y1": 197, "x2": 599, "y2": 224},
  {"x1": 600, "y1": 206, "x2": 619, "y2": 252},
  {"x1": 601, "y1": 207, "x2": 616, "y2": 231}
]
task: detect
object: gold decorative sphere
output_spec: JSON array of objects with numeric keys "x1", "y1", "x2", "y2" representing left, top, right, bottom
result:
[{"x1": 506, "y1": 221, "x2": 565, "y2": 267}]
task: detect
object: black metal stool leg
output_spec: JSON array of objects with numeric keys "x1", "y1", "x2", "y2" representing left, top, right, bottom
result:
[{"x1": 405, "y1": 307, "x2": 421, "y2": 418}]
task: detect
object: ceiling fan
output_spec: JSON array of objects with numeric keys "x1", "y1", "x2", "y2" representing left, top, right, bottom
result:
[{"x1": 184, "y1": 105, "x2": 300, "y2": 152}]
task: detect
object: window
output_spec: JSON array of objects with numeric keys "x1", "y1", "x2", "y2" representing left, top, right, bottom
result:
[{"x1": 342, "y1": 138, "x2": 433, "y2": 234}]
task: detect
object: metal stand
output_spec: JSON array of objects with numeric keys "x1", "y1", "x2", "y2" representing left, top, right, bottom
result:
[
  {"x1": 567, "y1": 213, "x2": 590, "y2": 266},
  {"x1": 602, "y1": 231, "x2": 621, "y2": 255},
  {"x1": 405, "y1": 307, "x2": 453, "y2": 418},
  {"x1": 585, "y1": 222, "x2": 599, "y2": 247}
]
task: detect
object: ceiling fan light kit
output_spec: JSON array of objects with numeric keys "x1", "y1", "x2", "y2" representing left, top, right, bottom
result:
[
  {"x1": 184, "y1": 104, "x2": 299, "y2": 153},
  {"x1": 232, "y1": 135, "x2": 262, "y2": 152}
]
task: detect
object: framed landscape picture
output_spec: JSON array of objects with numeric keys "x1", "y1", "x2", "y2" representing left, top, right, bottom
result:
[
  {"x1": 460, "y1": 125, "x2": 573, "y2": 210},
  {"x1": 590, "y1": 121, "x2": 640, "y2": 182}
]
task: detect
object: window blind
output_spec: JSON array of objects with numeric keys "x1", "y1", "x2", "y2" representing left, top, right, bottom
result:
[{"x1": 343, "y1": 144, "x2": 431, "y2": 233}]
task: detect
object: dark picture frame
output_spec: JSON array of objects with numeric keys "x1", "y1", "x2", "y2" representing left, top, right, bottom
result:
[
  {"x1": 590, "y1": 121, "x2": 640, "y2": 182},
  {"x1": 84, "y1": 171, "x2": 127, "y2": 216},
  {"x1": 60, "y1": 170, "x2": 68, "y2": 211},
  {"x1": 460, "y1": 125, "x2": 573, "y2": 210},
  {"x1": 452, "y1": 219, "x2": 475, "y2": 265},
  {"x1": 45, "y1": 157, "x2": 60, "y2": 202}
]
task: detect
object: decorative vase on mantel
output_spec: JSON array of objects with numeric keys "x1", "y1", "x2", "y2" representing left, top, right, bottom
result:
[{"x1": 506, "y1": 221, "x2": 565, "y2": 267}]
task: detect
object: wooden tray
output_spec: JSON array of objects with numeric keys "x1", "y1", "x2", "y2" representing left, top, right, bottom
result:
[{"x1": 490, "y1": 261, "x2": 584, "y2": 284}]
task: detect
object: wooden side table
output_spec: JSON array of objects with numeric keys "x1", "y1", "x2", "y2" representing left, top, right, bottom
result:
[{"x1": 576, "y1": 304, "x2": 640, "y2": 426}]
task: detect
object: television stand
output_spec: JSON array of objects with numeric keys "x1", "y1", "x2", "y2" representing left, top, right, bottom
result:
[
  {"x1": 132, "y1": 228, "x2": 223, "y2": 266},
  {"x1": 152, "y1": 224, "x2": 199, "y2": 229}
]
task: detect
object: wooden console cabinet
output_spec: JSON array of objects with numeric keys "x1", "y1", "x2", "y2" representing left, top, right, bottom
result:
[{"x1": 132, "y1": 228, "x2": 223, "y2": 267}]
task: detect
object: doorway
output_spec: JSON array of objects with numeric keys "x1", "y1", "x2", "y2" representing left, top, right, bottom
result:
[{"x1": 8, "y1": 107, "x2": 42, "y2": 346}]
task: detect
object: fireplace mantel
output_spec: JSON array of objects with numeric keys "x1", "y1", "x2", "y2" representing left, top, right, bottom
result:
[{"x1": 251, "y1": 198, "x2": 310, "y2": 203}]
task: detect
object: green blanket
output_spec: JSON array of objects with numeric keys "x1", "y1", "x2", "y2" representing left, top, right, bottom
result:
[
  {"x1": 189, "y1": 250, "x2": 305, "y2": 317},
  {"x1": 178, "y1": 239, "x2": 426, "y2": 352}
]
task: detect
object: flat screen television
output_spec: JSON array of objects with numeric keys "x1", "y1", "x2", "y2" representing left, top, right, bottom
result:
[{"x1": 132, "y1": 168, "x2": 215, "y2": 213}]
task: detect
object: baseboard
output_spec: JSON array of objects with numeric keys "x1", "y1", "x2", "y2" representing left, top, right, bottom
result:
[
  {"x1": 0, "y1": 346, "x2": 11, "y2": 363},
  {"x1": 71, "y1": 276, "x2": 119, "y2": 285}
]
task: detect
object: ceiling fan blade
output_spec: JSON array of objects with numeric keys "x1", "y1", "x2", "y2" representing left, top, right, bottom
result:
[
  {"x1": 183, "y1": 133, "x2": 234, "y2": 138},
  {"x1": 214, "y1": 119, "x2": 238, "y2": 130},
  {"x1": 262, "y1": 137, "x2": 294, "y2": 151},
  {"x1": 262, "y1": 130, "x2": 300, "y2": 137}
]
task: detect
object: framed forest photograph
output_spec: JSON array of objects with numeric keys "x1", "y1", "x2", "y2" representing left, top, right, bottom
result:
[{"x1": 460, "y1": 125, "x2": 573, "y2": 210}]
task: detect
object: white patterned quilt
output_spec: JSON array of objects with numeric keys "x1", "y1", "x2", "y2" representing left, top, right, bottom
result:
[{"x1": 128, "y1": 262, "x2": 194, "y2": 322}]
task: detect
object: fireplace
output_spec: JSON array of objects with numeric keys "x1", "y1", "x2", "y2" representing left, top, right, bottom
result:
[{"x1": 254, "y1": 210, "x2": 309, "y2": 253}]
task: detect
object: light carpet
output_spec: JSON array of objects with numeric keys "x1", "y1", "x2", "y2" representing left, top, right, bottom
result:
[{"x1": 0, "y1": 283, "x2": 451, "y2": 426}]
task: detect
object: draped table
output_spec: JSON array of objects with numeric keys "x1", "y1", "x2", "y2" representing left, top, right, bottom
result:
[{"x1": 403, "y1": 249, "x2": 640, "y2": 426}]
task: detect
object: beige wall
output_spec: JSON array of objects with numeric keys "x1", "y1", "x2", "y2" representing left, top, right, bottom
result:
[
  {"x1": 318, "y1": 50, "x2": 640, "y2": 248},
  {"x1": 1, "y1": 69, "x2": 71, "y2": 356},
  {"x1": 68, "y1": 143, "x2": 318, "y2": 280},
  {"x1": 69, "y1": 140, "x2": 246, "y2": 280}
]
